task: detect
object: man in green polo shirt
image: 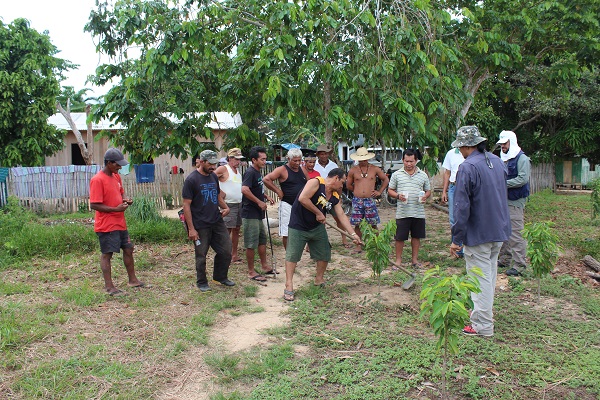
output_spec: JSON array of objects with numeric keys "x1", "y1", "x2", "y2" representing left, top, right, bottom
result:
[{"x1": 388, "y1": 149, "x2": 431, "y2": 268}]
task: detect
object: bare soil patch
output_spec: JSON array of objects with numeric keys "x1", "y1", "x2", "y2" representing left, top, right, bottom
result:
[{"x1": 155, "y1": 201, "x2": 590, "y2": 398}]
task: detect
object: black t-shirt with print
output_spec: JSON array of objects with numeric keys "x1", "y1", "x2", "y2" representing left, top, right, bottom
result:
[
  {"x1": 241, "y1": 166, "x2": 265, "y2": 219},
  {"x1": 182, "y1": 170, "x2": 222, "y2": 229},
  {"x1": 289, "y1": 177, "x2": 339, "y2": 231}
]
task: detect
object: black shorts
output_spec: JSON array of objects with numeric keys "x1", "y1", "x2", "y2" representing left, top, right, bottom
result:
[
  {"x1": 96, "y1": 230, "x2": 133, "y2": 254},
  {"x1": 395, "y1": 218, "x2": 426, "y2": 241}
]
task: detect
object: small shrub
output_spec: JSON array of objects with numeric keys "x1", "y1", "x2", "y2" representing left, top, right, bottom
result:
[
  {"x1": 127, "y1": 195, "x2": 162, "y2": 223},
  {"x1": 522, "y1": 221, "x2": 560, "y2": 301},
  {"x1": 420, "y1": 266, "x2": 482, "y2": 399},
  {"x1": 590, "y1": 177, "x2": 600, "y2": 220},
  {"x1": 360, "y1": 219, "x2": 396, "y2": 289}
]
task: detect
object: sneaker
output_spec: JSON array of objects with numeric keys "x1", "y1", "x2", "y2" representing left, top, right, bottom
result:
[
  {"x1": 462, "y1": 325, "x2": 492, "y2": 337},
  {"x1": 217, "y1": 279, "x2": 235, "y2": 287},
  {"x1": 505, "y1": 267, "x2": 521, "y2": 276},
  {"x1": 197, "y1": 283, "x2": 212, "y2": 292}
]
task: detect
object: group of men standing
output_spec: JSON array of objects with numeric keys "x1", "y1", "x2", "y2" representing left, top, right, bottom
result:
[{"x1": 90, "y1": 128, "x2": 530, "y2": 337}]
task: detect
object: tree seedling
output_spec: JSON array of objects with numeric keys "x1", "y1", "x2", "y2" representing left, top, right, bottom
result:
[
  {"x1": 360, "y1": 219, "x2": 396, "y2": 291},
  {"x1": 522, "y1": 221, "x2": 560, "y2": 301},
  {"x1": 420, "y1": 266, "x2": 482, "y2": 399}
]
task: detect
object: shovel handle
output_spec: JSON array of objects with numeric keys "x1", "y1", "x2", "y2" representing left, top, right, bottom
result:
[{"x1": 325, "y1": 221, "x2": 355, "y2": 240}]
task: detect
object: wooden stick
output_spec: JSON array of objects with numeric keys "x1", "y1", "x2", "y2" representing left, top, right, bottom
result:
[{"x1": 325, "y1": 221, "x2": 355, "y2": 240}]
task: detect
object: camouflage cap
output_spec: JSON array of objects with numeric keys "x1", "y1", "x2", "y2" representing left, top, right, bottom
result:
[
  {"x1": 199, "y1": 150, "x2": 219, "y2": 164},
  {"x1": 451, "y1": 126, "x2": 487, "y2": 148}
]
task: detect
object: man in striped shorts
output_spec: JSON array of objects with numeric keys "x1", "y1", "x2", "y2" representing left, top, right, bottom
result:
[{"x1": 387, "y1": 149, "x2": 431, "y2": 268}]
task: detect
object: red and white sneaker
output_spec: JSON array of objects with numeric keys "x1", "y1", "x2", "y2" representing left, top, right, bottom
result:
[{"x1": 462, "y1": 325, "x2": 493, "y2": 337}]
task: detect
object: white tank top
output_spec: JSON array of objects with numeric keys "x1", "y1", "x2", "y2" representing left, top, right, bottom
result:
[{"x1": 219, "y1": 164, "x2": 243, "y2": 204}]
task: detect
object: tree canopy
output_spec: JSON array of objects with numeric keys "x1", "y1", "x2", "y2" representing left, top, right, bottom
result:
[
  {"x1": 0, "y1": 18, "x2": 72, "y2": 167},
  {"x1": 86, "y1": 0, "x2": 600, "y2": 165},
  {"x1": 86, "y1": 0, "x2": 466, "y2": 168}
]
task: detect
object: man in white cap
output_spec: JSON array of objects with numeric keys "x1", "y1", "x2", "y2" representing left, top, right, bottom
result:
[
  {"x1": 215, "y1": 148, "x2": 245, "y2": 263},
  {"x1": 90, "y1": 148, "x2": 146, "y2": 296},
  {"x1": 496, "y1": 130, "x2": 531, "y2": 276},
  {"x1": 346, "y1": 147, "x2": 389, "y2": 252},
  {"x1": 450, "y1": 126, "x2": 511, "y2": 337}
]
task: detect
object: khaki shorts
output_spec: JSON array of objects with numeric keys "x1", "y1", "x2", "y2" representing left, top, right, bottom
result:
[
  {"x1": 223, "y1": 203, "x2": 242, "y2": 228},
  {"x1": 243, "y1": 218, "x2": 267, "y2": 249},
  {"x1": 285, "y1": 225, "x2": 331, "y2": 263}
]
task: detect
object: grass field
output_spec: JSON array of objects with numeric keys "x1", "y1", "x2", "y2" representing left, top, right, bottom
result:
[{"x1": 1, "y1": 191, "x2": 599, "y2": 399}]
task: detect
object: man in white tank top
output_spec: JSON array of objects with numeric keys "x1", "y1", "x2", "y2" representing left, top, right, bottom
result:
[{"x1": 216, "y1": 148, "x2": 245, "y2": 263}]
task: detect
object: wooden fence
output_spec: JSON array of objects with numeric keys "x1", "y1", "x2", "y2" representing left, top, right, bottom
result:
[
  {"x1": 5, "y1": 163, "x2": 279, "y2": 213},
  {"x1": 3, "y1": 162, "x2": 556, "y2": 213},
  {"x1": 530, "y1": 163, "x2": 555, "y2": 194}
]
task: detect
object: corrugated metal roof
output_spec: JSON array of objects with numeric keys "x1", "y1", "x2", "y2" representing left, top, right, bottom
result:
[{"x1": 48, "y1": 112, "x2": 243, "y2": 131}]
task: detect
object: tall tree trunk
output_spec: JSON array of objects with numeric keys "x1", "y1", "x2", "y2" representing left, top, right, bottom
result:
[
  {"x1": 56, "y1": 101, "x2": 93, "y2": 165},
  {"x1": 456, "y1": 65, "x2": 490, "y2": 129},
  {"x1": 85, "y1": 105, "x2": 94, "y2": 165},
  {"x1": 323, "y1": 80, "x2": 338, "y2": 163}
]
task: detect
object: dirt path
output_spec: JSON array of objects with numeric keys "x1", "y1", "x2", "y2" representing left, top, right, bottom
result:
[{"x1": 158, "y1": 204, "x2": 432, "y2": 399}]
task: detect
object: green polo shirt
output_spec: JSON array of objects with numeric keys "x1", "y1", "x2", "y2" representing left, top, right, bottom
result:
[{"x1": 389, "y1": 167, "x2": 430, "y2": 219}]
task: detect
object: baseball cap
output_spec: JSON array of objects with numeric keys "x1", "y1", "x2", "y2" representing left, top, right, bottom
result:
[
  {"x1": 199, "y1": 150, "x2": 219, "y2": 164},
  {"x1": 496, "y1": 130, "x2": 515, "y2": 144},
  {"x1": 104, "y1": 148, "x2": 128, "y2": 166},
  {"x1": 227, "y1": 148, "x2": 245, "y2": 159}
]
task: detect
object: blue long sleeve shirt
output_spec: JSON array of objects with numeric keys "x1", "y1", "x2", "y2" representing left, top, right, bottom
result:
[{"x1": 451, "y1": 151, "x2": 511, "y2": 247}]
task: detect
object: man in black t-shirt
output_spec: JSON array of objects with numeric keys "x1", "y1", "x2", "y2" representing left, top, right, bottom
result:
[
  {"x1": 182, "y1": 150, "x2": 235, "y2": 292},
  {"x1": 283, "y1": 168, "x2": 360, "y2": 301},
  {"x1": 241, "y1": 146, "x2": 275, "y2": 282}
]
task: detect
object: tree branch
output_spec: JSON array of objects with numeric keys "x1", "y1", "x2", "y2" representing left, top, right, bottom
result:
[{"x1": 512, "y1": 113, "x2": 541, "y2": 131}]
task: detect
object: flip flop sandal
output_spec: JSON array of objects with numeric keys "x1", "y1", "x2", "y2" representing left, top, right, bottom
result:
[
  {"x1": 283, "y1": 289, "x2": 295, "y2": 302},
  {"x1": 129, "y1": 282, "x2": 151, "y2": 288},
  {"x1": 108, "y1": 289, "x2": 127, "y2": 297},
  {"x1": 250, "y1": 274, "x2": 267, "y2": 282},
  {"x1": 263, "y1": 269, "x2": 279, "y2": 275}
]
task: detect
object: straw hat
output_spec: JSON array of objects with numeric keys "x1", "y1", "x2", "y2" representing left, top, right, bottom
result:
[
  {"x1": 316, "y1": 144, "x2": 333, "y2": 153},
  {"x1": 350, "y1": 147, "x2": 375, "y2": 161}
]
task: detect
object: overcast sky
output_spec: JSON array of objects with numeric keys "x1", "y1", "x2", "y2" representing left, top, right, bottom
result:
[{"x1": 2, "y1": 0, "x2": 113, "y2": 96}]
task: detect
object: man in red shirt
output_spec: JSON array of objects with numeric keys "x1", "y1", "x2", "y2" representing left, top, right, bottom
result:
[{"x1": 90, "y1": 148, "x2": 146, "y2": 296}]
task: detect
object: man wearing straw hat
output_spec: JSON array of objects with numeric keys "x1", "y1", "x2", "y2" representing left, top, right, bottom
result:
[
  {"x1": 215, "y1": 147, "x2": 245, "y2": 263},
  {"x1": 346, "y1": 147, "x2": 389, "y2": 253},
  {"x1": 314, "y1": 144, "x2": 338, "y2": 177}
]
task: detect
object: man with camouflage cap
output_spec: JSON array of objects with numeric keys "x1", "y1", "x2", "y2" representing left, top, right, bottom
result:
[
  {"x1": 450, "y1": 126, "x2": 510, "y2": 337},
  {"x1": 182, "y1": 150, "x2": 235, "y2": 292}
]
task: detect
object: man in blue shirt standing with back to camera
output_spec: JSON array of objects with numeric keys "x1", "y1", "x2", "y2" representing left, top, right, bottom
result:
[{"x1": 450, "y1": 126, "x2": 511, "y2": 337}]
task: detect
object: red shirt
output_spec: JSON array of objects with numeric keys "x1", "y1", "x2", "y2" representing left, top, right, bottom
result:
[
  {"x1": 307, "y1": 170, "x2": 320, "y2": 179},
  {"x1": 89, "y1": 171, "x2": 127, "y2": 232}
]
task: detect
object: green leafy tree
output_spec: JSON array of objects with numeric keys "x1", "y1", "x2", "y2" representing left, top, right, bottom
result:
[
  {"x1": 85, "y1": 0, "x2": 465, "y2": 168},
  {"x1": 420, "y1": 266, "x2": 482, "y2": 399},
  {"x1": 360, "y1": 219, "x2": 396, "y2": 290},
  {"x1": 522, "y1": 222, "x2": 561, "y2": 301},
  {"x1": 0, "y1": 19, "x2": 73, "y2": 167},
  {"x1": 56, "y1": 86, "x2": 97, "y2": 113},
  {"x1": 446, "y1": 0, "x2": 599, "y2": 134}
]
